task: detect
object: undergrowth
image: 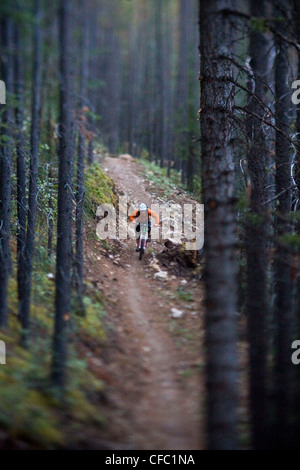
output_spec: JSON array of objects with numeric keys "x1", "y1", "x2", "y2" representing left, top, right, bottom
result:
[
  {"x1": 0, "y1": 160, "x2": 116, "y2": 449},
  {"x1": 140, "y1": 159, "x2": 201, "y2": 201}
]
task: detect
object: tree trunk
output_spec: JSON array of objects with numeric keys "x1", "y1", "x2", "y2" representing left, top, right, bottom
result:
[
  {"x1": 154, "y1": 0, "x2": 163, "y2": 165},
  {"x1": 0, "y1": 16, "x2": 13, "y2": 328},
  {"x1": 175, "y1": 0, "x2": 189, "y2": 175},
  {"x1": 161, "y1": 0, "x2": 171, "y2": 170},
  {"x1": 106, "y1": 19, "x2": 121, "y2": 154},
  {"x1": 19, "y1": 0, "x2": 42, "y2": 343},
  {"x1": 245, "y1": 0, "x2": 269, "y2": 448},
  {"x1": 52, "y1": 0, "x2": 74, "y2": 391},
  {"x1": 292, "y1": 0, "x2": 300, "y2": 444},
  {"x1": 46, "y1": 109, "x2": 55, "y2": 258},
  {"x1": 13, "y1": 10, "x2": 27, "y2": 317},
  {"x1": 273, "y1": 2, "x2": 293, "y2": 447},
  {"x1": 87, "y1": 140, "x2": 93, "y2": 165},
  {"x1": 187, "y1": 139, "x2": 194, "y2": 192},
  {"x1": 74, "y1": 7, "x2": 88, "y2": 314},
  {"x1": 200, "y1": 0, "x2": 239, "y2": 450}
]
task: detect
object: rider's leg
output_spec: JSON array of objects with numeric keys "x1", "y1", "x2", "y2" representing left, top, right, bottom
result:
[
  {"x1": 136, "y1": 222, "x2": 140, "y2": 251},
  {"x1": 147, "y1": 222, "x2": 151, "y2": 242}
]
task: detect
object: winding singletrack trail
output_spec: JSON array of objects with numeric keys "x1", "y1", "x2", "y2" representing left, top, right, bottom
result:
[{"x1": 85, "y1": 156, "x2": 204, "y2": 450}]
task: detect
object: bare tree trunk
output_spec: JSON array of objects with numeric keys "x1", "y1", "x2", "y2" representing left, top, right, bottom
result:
[
  {"x1": 14, "y1": 9, "x2": 27, "y2": 316},
  {"x1": 19, "y1": 0, "x2": 42, "y2": 343},
  {"x1": 245, "y1": 0, "x2": 269, "y2": 448},
  {"x1": 292, "y1": 0, "x2": 300, "y2": 444},
  {"x1": 154, "y1": 0, "x2": 162, "y2": 165},
  {"x1": 47, "y1": 169, "x2": 54, "y2": 258},
  {"x1": 46, "y1": 109, "x2": 55, "y2": 258},
  {"x1": 74, "y1": 6, "x2": 88, "y2": 315},
  {"x1": 200, "y1": 0, "x2": 239, "y2": 450},
  {"x1": 107, "y1": 29, "x2": 121, "y2": 154},
  {"x1": 0, "y1": 16, "x2": 13, "y2": 328},
  {"x1": 87, "y1": 140, "x2": 93, "y2": 165},
  {"x1": 161, "y1": 0, "x2": 171, "y2": 170},
  {"x1": 273, "y1": 2, "x2": 293, "y2": 447},
  {"x1": 187, "y1": 140, "x2": 194, "y2": 192},
  {"x1": 52, "y1": 0, "x2": 74, "y2": 391},
  {"x1": 175, "y1": 0, "x2": 189, "y2": 175}
]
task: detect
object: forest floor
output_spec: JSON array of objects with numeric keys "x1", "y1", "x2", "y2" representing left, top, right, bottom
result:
[{"x1": 83, "y1": 155, "x2": 204, "y2": 450}]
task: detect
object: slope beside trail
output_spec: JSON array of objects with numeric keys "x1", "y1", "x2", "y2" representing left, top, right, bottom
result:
[{"x1": 84, "y1": 155, "x2": 204, "y2": 450}]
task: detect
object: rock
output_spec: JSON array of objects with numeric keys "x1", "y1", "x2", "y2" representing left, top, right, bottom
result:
[
  {"x1": 184, "y1": 304, "x2": 194, "y2": 309},
  {"x1": 180, "y1": 279, "x2": 188, "y2": 285},
  {"x1": 151, "y1": 263, "x2": 161, "y2": 272},
  {"x1": 171, "y1": 307, "x2": 184, "y2": 318},
  {"x1": 119, "y1": 153, "x2": 134, "y2": 161},
  {"x1": 154, "y1": 271, "x2": 168, "y2": 281}
]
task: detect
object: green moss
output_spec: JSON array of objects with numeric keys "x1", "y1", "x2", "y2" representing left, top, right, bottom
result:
[{"x1": 85, "y1": 163, "x2": 117, "y2": 216}]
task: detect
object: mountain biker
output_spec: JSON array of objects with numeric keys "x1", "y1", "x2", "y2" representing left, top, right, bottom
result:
[{"x1": 129, "y1": 203, "x2": 160, "y2": 252}]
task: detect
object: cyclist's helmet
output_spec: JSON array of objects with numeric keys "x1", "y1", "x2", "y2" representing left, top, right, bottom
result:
[{"x1": 139, "y1": 203, "x2": 147, "y2": 212}]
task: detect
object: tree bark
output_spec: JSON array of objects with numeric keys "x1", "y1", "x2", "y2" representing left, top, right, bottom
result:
[
  {"x1": 245, "y1": 0, "x2": 269, "y2": 449},
  {"x1": 13, "y1": 9, "x2": 27, "y2": 319},
  {"x1": 19, "y1": 0, "x2": 42, "y2": 343},
  {"x1": 0, "y1": 16, "x2": 13, "y2": 328},
  {"x1": 292, "y1": 0, "x2": 300, "y2": 444},
  {"x1": 273, "y1": 1, "x2": 293, "y2": 447},
  {"x1": 175, "y1": 0, "x2": 189, "y2": 175},
  {"x1": 154, "y1": 0, "x2": 163, "y2": 165},
  {"x1": 74, "y1": 6, "x2": 88, "y2": 314},
  {"x1": 52, "y1": 0, "x2": 74, "y2": 390},
  {"x1": 200, "y1": 0, "x2": 239, "y2": 450}
]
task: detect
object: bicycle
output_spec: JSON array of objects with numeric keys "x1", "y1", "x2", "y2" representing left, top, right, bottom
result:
[{"x1": 137, "y1": 221, "x2": 149, "y2": 260}]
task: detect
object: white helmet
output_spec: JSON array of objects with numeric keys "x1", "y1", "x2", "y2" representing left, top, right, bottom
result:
[{"x1": 139, "y1": 203, "x2": 147, "y2": 212}]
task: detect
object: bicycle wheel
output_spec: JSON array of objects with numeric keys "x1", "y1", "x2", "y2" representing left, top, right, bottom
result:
[{"x1": 139, "y1": 240, "x2": 145, "y2": 260}]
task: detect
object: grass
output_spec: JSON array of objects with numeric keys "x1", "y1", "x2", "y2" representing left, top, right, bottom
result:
[
  {"x1": 140, "y1": 159, "x2": 201, "y2": 201},
  {"x1": 174, "y1": 286, "x2": 194, "y2": 302},
  {"x1": 169, "y1": 321, "x2": 195, "y2": 347},
  {"x1": 140, "y1": 160, "x2": 184, "y2": 199}
]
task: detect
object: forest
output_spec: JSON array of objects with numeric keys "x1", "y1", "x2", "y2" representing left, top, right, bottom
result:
[{"x1": 0, "y1": 0, "x2": 300, "y2": 451}]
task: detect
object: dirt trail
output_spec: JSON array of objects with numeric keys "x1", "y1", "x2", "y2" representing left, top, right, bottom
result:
[{"x1": 85, "y1": 156, "x2": 203, "y2": 450}]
